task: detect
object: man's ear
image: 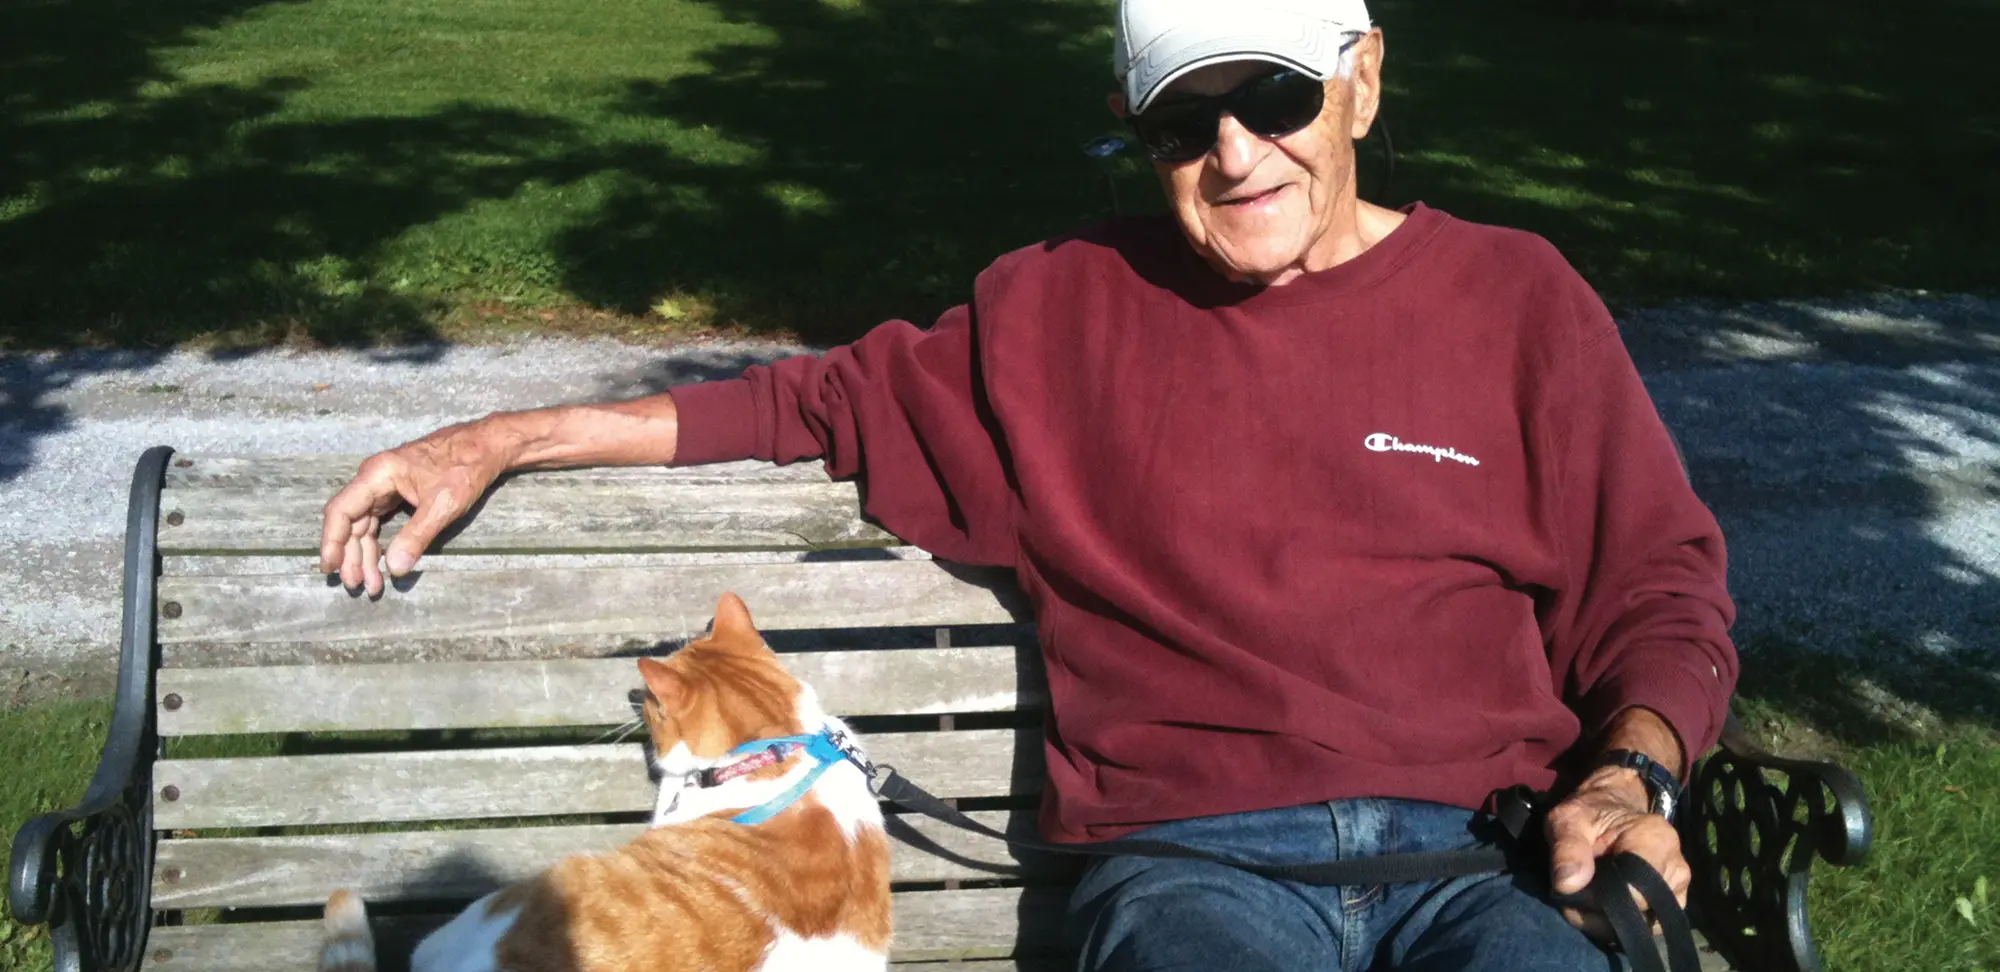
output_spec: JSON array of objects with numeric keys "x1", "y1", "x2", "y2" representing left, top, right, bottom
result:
[
  {"x1": 1107, "y1": 92, "x2": 1128, "y2": 119},
  {"x1": 1348, "y1": 29, "x2": 1386, "y2": 140}
]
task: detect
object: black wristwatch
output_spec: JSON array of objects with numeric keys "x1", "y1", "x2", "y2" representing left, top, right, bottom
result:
[{"x1": 1594, "y1": 749, "x2": 1682, "y2": 822}]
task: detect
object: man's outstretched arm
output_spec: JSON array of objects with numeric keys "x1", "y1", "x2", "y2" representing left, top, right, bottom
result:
[
  {"x1": 322, "y1": 274, "x2": 1020, "y2": 595},
  {"x1": 319, "y1": 394, "x2": 680, "y2": 595}
]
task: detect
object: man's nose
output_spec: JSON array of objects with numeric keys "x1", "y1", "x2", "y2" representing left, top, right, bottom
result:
[{"x1": 1210, "y1": 112, "x2": 1267, "y2": 178}]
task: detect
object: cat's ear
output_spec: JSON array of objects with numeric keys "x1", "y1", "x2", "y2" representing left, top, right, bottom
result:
[
  {"x1": 711, "y1": 592, "x2": 758, "y2": 640},
  {"x1": 637, "y1": 657, "x2": 689, "y2": 709}
]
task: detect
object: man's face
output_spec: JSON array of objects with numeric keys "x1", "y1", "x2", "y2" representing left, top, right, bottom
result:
[{"x1": 1127, "y1": 31, "x2": 1384, "y2": 284}]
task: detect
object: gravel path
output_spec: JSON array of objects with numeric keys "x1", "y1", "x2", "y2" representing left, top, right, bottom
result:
[{"x1": 5, "y1": 295, "x2": 2000, "y2": 691}]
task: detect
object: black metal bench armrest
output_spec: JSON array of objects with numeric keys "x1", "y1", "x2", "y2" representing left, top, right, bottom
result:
[
  {"x1": 7, "y1": 447, "x2": 172, "y2": 972},
  {"x1": 1680, "y1": 710, "x2": 1873, "y2": 972}
]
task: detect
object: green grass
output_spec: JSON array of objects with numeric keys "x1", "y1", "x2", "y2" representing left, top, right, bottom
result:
[
  {"x1": 1805, "y1": 736, "x2": 2000, "y2": 969},
  {"x1": 3, "y1": 646, "x2": 1996, "y2": 971},
  {"x1": 1731, "y1": 637, "x2": 2000, "y2": 971},
  {"x1": 0, "y1": 697, "x2": 113, "y2": 971},
  {"x1": 2, "y1": 0, "x2": 1995, "y2": 349}
]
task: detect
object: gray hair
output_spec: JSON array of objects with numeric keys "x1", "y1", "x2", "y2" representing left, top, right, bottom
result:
[{"x1": 1334, "y1": 31, "x2": 1365, "y2": 80}]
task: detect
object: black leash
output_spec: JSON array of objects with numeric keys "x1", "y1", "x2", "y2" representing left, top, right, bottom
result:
[
  {"x1": 869, "y1": 767, "x2": 1700, "y2": 972},
  {"x1": 875, "y1": 768, "x2": 1516, "y2": 885}
]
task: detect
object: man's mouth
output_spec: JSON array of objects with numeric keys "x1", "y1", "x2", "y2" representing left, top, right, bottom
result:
[{"x1": 1217, "y1": 184, "x2": 1287, "y2": 207}]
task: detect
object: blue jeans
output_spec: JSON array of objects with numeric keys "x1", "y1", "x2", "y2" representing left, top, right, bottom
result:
[{"x1": 1066, "y1": 799, "x2": 1621, "y2": 972}]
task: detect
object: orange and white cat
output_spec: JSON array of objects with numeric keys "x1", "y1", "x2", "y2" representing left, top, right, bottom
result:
[{"x1": 318, "y1": 593, "x2": 892, "y2": 972}]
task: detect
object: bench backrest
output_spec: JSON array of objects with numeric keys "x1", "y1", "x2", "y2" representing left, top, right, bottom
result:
[{"x1": 140, "y1": 454, "x2": 1063, "y2": 971}]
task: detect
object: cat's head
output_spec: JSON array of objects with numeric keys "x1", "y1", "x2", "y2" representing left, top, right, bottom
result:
[{"x1": 636, "y1": 593, "x2": 819, "y2": 781}]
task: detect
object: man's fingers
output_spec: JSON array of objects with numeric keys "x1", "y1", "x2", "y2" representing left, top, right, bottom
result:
[
  {"x1": 1665, "y1": 858, "x2": 1691, "y2": 909},
  {"x1": 320, "y1": 498, "x2": 357, "y2": 575},
  {"x1": 339, "y1": 531, "x2": 365, "y2": 591},
  {"x1": 1549, "y1": 839, "x2": 1598, "y2": 894},
  {"x1": 359, "y1": 517, "x2": 384, "y2": 598},
  {"x1": 385, "y1": 484, "x2": 471, "y2": 576},
  {"x1": 1545, "y1": 809, "x2": 1605, "y2": 895},
  {"x1": 1606, "y1": 820, "x2": 1689, "y2": 910},
  {"x1": 320, "y1": 520, "x2": 350, "y2": 575},
  {"x1": 324, "y1": 434, "x2": 508, "y2": 585},
  {"x1": 321, "y1": 467, "x2": 398, "y2": 573}
]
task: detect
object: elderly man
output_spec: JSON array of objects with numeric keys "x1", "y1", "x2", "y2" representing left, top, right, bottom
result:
[{"x1": 321, "y1": 0, "x2": 1736, "y2": 968}]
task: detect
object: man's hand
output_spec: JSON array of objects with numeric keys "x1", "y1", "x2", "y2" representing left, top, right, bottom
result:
[
  {"x1": 319, "y1": 395, "x2": 684, "y2": 594},
  {"x1": 320, "y1": 420, "x2": 519, "y2": 595},
  {"x1": 1544, "y1": 763, "x2": 1691, "y2": 942}
]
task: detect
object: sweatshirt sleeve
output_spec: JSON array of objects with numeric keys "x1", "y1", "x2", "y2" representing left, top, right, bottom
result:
[
  {"x1": 1539, "y1": 278, "x2": 1740, "y2": 772},
  {"x1": 664, "y1": 299, "x2": 1018, "y2": 568}
]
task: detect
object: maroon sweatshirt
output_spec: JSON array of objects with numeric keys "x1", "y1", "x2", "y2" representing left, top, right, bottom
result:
[{"x1": 670, "y1": 203, "x2": 1739, "y2": 842}]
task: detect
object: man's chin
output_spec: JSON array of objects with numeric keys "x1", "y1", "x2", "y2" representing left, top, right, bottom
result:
[
  {"x1": 1193, "y1": 219, "x2": 1312, "y2": 278},
  {"x1": 1202, "y1": 243, "x2": 1308, "y2": 285}
]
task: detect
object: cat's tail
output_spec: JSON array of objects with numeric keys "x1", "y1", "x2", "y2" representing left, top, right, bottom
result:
[{"x1": 319, "y1": 889, "x2": 378, "y2": 972}]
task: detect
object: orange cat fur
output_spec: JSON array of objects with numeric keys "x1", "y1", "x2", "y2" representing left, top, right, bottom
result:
[{"x1": 318, "y1": 593, "x2": 892, "y2": 972}]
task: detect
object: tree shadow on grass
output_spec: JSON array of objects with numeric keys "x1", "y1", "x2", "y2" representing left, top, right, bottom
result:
[
  {"x1": 533, "y1": 0, "x2": 2000, "y2": 351},
  {"x1": 4, "y1": 0, "x2": 1995, "y2": 355},
  {"x1": 0, "y1": 0, "x2": 615, "y2": 483},
  {"x1": 0, "y1": 80, "x2": 585, "y2": 350},
  {"x1": 550, "y1": 0, "x2": 1128, "y2": 345},
  {"x1": 1733, "y1": 632, "x2": 2000, "y2": 754},
  {"x1": 0, "y1": 0, "x2": 605, "y2": 352},
  {"x1": 1375, "y1": 0, "x2": 2000, "y2": 316}
]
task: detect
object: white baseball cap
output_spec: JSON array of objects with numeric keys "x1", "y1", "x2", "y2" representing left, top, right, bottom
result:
[{"x1": 1113, "y1": 0, "x2": 1373, "y2": 114}]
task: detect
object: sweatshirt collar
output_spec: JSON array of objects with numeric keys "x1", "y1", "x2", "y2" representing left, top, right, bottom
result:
[{"x1": 1179, "y1": 202, "x2": 1450, "y2": 307}]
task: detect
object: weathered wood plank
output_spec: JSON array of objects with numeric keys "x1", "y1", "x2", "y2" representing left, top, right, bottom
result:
[
  {"x1": 156, "y1": 561, "x2": 1028, "y2": 645},
  {"x1": 153, "y1": 730, "x2": 1040, "y2": 829},
  {"x1": 160, "y1": 482, "x2": 898, "y2": 554},
  {"x1": 882, "y1": 888, "x2": 1068, "y2": 962},
  {"x1": 162, "y1": 547, "x2": 934, "y2": 579},
  {"x1": 152, "y1": 811, "x2": 1068, "y2": 909},
  {"x1": 164, "y1": 456, "x2": 836, "y2": 489},
  {"x1": 156, "y1": 624, "x2": 1036, "y2": 668},
  {"x1": 141, "y1": 887, "x2": 1066, "y2": 971},
  {"x1": 157, "y1": 648, "x2": 1044, "y2": 735}
]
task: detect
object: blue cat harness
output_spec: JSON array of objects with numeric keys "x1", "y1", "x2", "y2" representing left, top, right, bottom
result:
[{"x1": 697, "y1": 727, "x2": 874, "y2": 826}]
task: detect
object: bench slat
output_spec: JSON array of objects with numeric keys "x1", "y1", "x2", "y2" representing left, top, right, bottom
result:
[
  {"x1": 154, "y1": 730, "x2": 1039, "y2": 829},
  {"x1": 141, "y1": 887, "x2": 1065, "y2": 970},
  {"x1": 160, "y1": 481, "x2": 897, "y2": 554},
  {"x1": 157, "y1": 647, "x2": 1043, "y2": 735},
  {"x1": 153, "y1": 630, "x2": 1007, "y2": 668},
  {"x1": 153, "y1": 811, "x2": 1068, "y2": 909},
  {"x1": 156, "y1": 561, "x2": 1027, "y2": 646},
  {"x1": 165, "y1": 456, "x2": 838, "y2": 489}
]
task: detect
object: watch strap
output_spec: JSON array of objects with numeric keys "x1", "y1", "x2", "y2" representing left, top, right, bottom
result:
[{"x1": 1596, "y1": 748, "x2": 1681, "y2": 819}]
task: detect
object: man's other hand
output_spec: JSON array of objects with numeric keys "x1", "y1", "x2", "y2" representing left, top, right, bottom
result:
[
  {"x1": 320, "y1": 422, "x2": 517, "y2": 595},
  {"x1": 1544, "y1": 766, "x2": 1690, "y2": 942}
]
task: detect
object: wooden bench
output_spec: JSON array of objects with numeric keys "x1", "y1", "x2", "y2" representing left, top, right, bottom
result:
[{"x1": 10, "y1": 446, "x2": 1874, "y2": 972}]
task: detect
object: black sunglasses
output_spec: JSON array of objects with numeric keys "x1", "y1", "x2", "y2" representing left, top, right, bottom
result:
[{"x1": 1127, "y1": 67, "x2": 1330, "y2": 164}]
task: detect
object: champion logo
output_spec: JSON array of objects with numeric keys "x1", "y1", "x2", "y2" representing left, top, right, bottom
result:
[{"x1": 1364, "y1": 433, "x2": 1480, "y2": 467}]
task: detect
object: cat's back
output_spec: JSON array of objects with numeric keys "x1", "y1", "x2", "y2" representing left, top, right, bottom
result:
[{"x1": 484, "y1": 807, "x2": 889, "y2": 972}]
